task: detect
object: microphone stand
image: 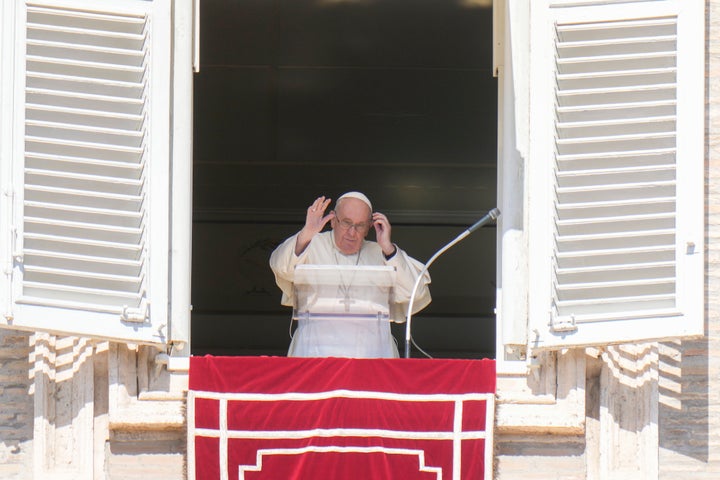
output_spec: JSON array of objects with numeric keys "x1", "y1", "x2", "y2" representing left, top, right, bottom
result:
[{"x1": 404, "y1": 208, "x2": 500, "y2": 359}]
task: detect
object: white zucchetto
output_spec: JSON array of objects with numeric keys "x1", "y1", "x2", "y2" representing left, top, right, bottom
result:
[{"x1": 337, "y1": 191, "x2": 373, "y2": 212}]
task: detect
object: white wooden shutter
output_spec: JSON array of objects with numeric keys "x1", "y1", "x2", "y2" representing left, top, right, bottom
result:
[
  {"x1": 0, "y1": 0, "x2": 173, "y2": 344},
  {"x1": 527, "y1": 0, "x2": 704, "y2": 349}
]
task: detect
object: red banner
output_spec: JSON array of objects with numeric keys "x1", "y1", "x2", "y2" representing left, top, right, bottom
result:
[{"x1": 189, "y1": 356, "x2": 495, "y2": 480}]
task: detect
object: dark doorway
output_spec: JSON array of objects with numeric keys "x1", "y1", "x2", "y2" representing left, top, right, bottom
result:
[{"x1": 191, "y1": 0, "x2": 497, "y2": 358}]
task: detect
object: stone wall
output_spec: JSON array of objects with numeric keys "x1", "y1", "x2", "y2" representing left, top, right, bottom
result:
[
  {"x1": 0, "y1": 329, "x2": 32, "y2": 479},
  {"x1": 0, "y1": 331, "x2": 186, "y2": 480},
  {"x1": 657, "y1": 0, "x2": 720, "y2": 477}
]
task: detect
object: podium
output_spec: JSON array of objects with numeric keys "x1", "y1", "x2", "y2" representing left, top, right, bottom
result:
[
  {"x1": 290, "y1": 265, "x2": 398, "y2": 358},
  {"x1": 292, "y1": 264, "x2": 397, "y2": 320}
]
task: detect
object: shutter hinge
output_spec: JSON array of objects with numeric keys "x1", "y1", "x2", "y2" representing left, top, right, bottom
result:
[
  {"x1": 550, "y1": 313, "x2": 578, "y2": 333},
  {"x1": 120, "y1": 304, "x2": 148, "y2": 323},
  {"x1": 4, "y1": 188, "x2": 20, "y2": 263},
  {"x1": 9, "y1": 225, "x2": 21, "y2": 264},
  {"x1": 5, "y1": 187, "x2": 16, "y2": 322}
]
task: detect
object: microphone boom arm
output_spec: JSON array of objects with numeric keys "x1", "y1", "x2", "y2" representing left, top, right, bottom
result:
[{"x1": 404, "y1": 208, "x2": 500, "y2": 359}]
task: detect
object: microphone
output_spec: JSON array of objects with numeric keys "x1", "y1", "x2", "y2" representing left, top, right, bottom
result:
[
  {"x1": 404, "y1": 208, "x2": 501, "y2": 359},
  {"x1": 467, "y1": 208, "x2": 501, "y2": 234}
]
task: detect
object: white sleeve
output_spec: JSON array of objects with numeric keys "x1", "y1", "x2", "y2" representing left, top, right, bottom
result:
[
  {"x1": 269, "y1": 233, "x2": 309, "y2": 307},
  {"x1": 386, "y1": 247, "x2": 431, "y2": 322}
]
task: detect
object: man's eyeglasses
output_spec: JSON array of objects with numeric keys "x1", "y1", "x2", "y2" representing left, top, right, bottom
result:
[{"x1": 335, "y1": 217, "x2": 371, "y2": 233}]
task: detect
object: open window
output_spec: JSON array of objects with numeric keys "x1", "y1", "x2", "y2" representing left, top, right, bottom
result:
[
  {"x1": 0, "y1": 0, "x2": 191, "y2": 347},
  {"x1": 190, "y1": 0, "x2": 498, "y2": 359}
]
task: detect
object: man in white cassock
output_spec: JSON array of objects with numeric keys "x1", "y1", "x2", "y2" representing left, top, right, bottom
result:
[{"x1": 269, "y1": 191, "x2": 432, "y2": 358}]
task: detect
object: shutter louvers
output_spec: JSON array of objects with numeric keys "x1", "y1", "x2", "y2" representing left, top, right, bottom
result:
[
  {"x1": 551, "y1": 16, "x2": 680, "y2": 328},
  {"x1": 21, "y1": 4, "x2": 149, "y2": 316}
]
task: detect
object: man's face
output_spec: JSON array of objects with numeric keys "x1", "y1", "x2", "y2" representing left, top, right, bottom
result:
[{"x1": 331, "y1": 198, "x2": 372, "y2": 255}]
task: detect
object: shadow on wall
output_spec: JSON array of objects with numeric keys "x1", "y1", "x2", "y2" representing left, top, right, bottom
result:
[
  {"x1": 658, "y1": 338, "x2": 710, "y2": 463},
  {"x1": 584, "y1": 341, "x2": 710, "y2": 465},
  {"x1": 24, "y1": 333, "x2": 186, "y2": 477}
]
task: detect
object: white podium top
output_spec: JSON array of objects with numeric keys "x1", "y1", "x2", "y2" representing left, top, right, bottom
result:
[{"x1": 292, "y1": 265, "x2": 396, "y2": 321}]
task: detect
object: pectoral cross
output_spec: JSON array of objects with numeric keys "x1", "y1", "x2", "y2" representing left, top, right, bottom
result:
[{"x1": 339, "y1": 291, "x2": 355, "y2": 312}]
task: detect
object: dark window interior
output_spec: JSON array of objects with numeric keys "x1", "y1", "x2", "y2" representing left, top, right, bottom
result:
[{"x1": 191, "y1": 0, "x2": 498, "y2": 358}]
